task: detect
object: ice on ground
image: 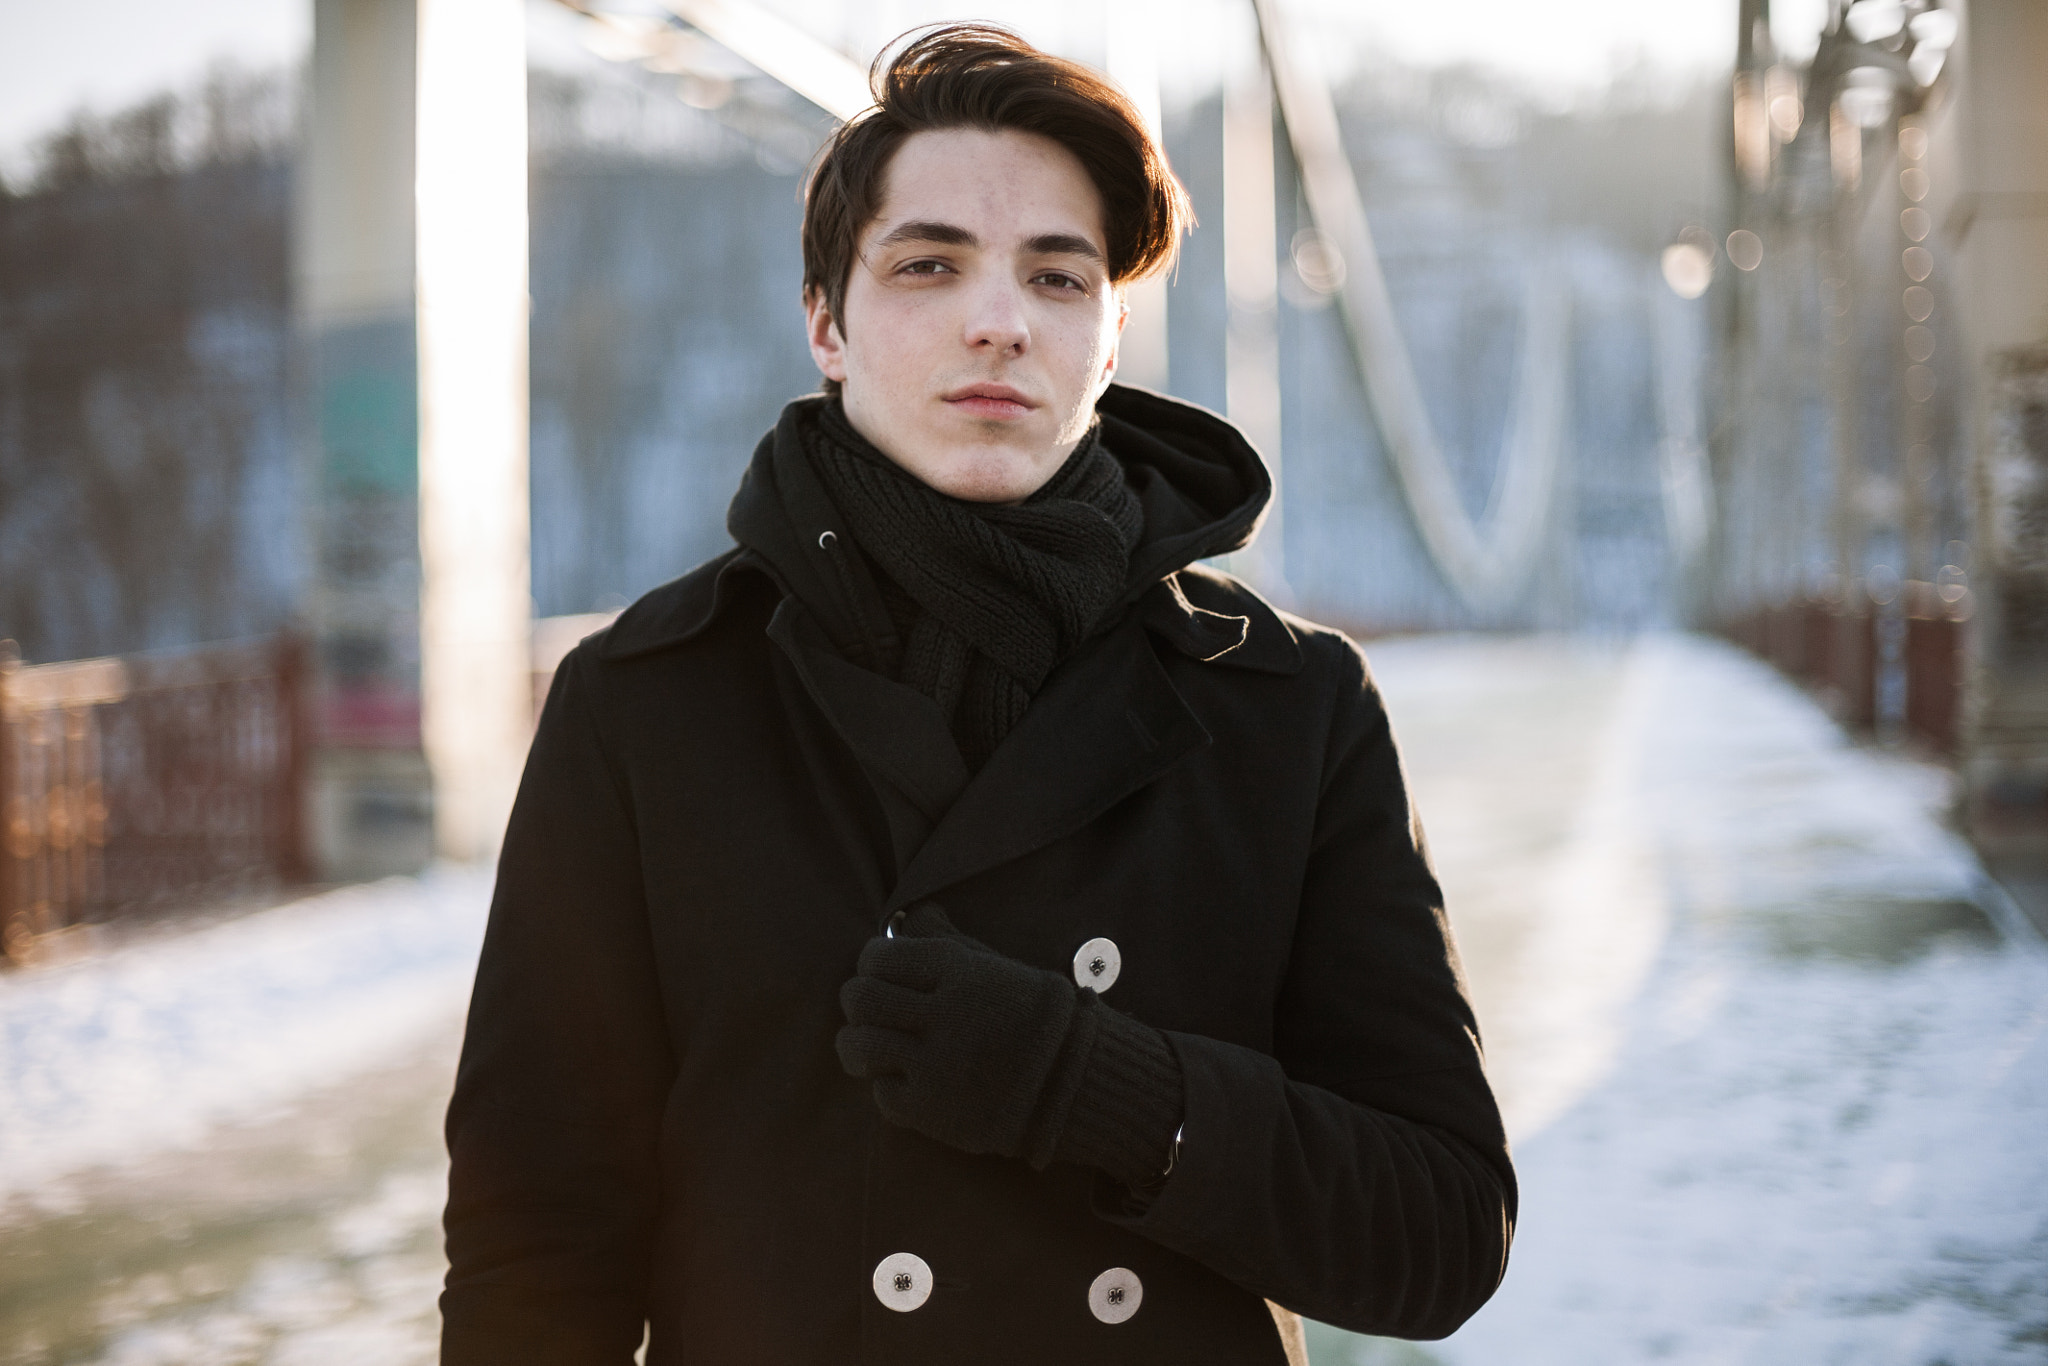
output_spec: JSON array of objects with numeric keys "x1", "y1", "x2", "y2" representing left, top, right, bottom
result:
[
  {"x1": 1319, "y1": 635, "x2": 2048, "y2": 1365},
  {"x1": 0, "y1": 866, "x2": 491, "y2": 1214}
]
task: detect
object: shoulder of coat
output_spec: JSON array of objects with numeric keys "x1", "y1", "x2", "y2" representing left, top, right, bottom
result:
[{"x1": 594, "y1": 548, "x2": 768, "y2": 661}]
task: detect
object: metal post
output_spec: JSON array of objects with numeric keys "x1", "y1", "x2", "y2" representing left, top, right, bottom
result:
[{"x1": 298, "y1": 0, "x2": 434, "y2": 880}]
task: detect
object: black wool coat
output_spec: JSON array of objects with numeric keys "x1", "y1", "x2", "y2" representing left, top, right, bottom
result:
[{"x1": 442, "y1": 388, "x2": 1516, "y2": 1365}]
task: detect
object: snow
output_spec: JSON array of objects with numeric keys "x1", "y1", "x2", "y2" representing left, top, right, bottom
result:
[
  {"x1": 85, "y1": 1165, "x2": 450, "y2": 1366},
  {"x1": 0, "y1": 866, "x2": 491, "y2": 1214},
  {"x1": 1318, "y1": 635, "x2": 2048, "y2": 1364}
]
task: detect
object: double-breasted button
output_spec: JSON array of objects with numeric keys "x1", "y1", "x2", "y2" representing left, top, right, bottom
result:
[
  {"x1": 1088, "y1": 1266, "x2": 1143, "y2": 1324},
  {"x1": 872, "y1": 1252, "x2": 932, "y2": 1312},
  {"x1": 1072, "y1": 937, "x2": 1121, "y2": 992}
]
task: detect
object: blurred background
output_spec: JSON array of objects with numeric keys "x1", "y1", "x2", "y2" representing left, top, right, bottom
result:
[{"x1": 1, "y1": 1, "x2": 2045, "y2": 1362}]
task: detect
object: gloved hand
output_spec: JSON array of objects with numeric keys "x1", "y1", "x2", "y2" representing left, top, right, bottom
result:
[{"x1": 836, "y1": 903, "x2": 1184, "y2": 1188}]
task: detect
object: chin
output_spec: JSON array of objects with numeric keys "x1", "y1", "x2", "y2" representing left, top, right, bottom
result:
[
  {"x1": 927, "y1": 468, "x2": 1036, "y2": 504},
  {"x1": 921, "y1": 449, "x2": 1048, "y2": 504}
]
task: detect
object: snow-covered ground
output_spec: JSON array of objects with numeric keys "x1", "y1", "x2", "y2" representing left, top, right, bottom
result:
[
  {"x1": 2, "y1": 634, "x2": 2044, "y2": 1364},
  {"x1": 0, "y1": 867, "x2": 491, "y2": 1216},
  {"x1": 1313, "y1": 635, "x2": 2048, "y2": 1365},
  {"x1": 0, "y1": 871, "x2": 490, "y2": 1365}
]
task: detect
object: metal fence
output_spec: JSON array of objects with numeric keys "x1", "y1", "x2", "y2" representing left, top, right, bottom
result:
[
  {"x1": 0, "y1": 635, "x2": 307, "y2": 961},
  {"x1": 1723, "y1": 580, "x2": 1969, "y2": 754}
]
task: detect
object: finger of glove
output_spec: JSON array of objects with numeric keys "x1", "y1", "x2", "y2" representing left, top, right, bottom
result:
[
  {"x1": 957, "y1": 964, "x2": 1077, "y2": 1076},
  {"x1": 890, "y1": 962, "x2": 1080, "y2": 1159},
  {"x1": 835, "y1": 1023, "x2": 917, "y2": 1080},
  {"x1": 856, "y1": 932, "x2": 968, "y2": 989},
  {"x1": 839, "y1": 973, "x2": 931, "y2": 1033}
]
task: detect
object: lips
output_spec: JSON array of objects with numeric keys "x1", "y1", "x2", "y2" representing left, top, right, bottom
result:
[{"x1": 942, "y1": 383, "x2": 1035, "y2": 420}]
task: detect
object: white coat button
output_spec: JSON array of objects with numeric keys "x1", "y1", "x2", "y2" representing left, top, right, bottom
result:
[
  {"x1": 872, "y1": 1252, "x2": 932, "y2": 1312},
  {"x1": 1088, "y1": 1266, "x2": 1143, "y2": 1324},
  {"x1": 1072, "y1": 937, "x2": 1121, "y2": 992}
]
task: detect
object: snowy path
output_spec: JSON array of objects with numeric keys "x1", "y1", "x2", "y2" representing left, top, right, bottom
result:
[
  {"x1": 1315, "y1": 635, "x2": 2048, "y2": 1365},
  {"x1": 0, "y1": 871, "x2": 490, "y2": 1365},
  {"x1": 0, "y1": 868, "x2": 491, "y2": 1214}
]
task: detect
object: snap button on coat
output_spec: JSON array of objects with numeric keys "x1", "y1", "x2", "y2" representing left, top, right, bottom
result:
[
  {"x1": 1072, "y1": 937, "x2": 1122, "y2": 992},
  {"x1": 1088, "y1": 1267, "x2": 1143, "y2": 1324},
  {"x1": 873, "y1": 1252, "x2": 933, "y2": 1312}
]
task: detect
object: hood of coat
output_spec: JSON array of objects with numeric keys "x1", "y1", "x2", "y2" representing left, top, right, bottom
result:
[{"x1": 722, "y1": 385, "x2": 1272, "y2": 660}]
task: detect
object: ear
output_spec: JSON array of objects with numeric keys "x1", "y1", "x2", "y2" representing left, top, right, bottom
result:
[
  {"x1": 805, "y1": 287, "x2": 849, "y2": 384},
  {"x1": 1100, "y1": 290, "x2": 1130, "y2": 386}
]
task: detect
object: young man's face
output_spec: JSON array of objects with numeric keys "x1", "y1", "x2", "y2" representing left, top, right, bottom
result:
[{"x1": 806, "y1": 127, "x2": 1128, "y2": 504}]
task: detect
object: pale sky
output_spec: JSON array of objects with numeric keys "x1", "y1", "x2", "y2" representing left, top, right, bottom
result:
[
  {"x1": 0, "y1": 0, "x2": 309, "y2": 179},
  {"x1": 0, "y1": 0, "x2": 1764, "y2": 180}
]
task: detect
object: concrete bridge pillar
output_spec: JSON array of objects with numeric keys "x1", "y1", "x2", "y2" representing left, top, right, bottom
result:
[
  {"x1": 1949, "y1": 0, "x2": 2048, "y2": 848},
  {"x1": 297, "y1": 0, "x2": 530, "y2": 878},
  {"x1": 297, "y1": 0, "x2": 431, "y2": 881}
]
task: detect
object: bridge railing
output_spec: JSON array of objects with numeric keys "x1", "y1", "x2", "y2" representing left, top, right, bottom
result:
[
  {"x1": 1722, "y1": 582, "x2": 1970, "y2": 755},
  {"x1": 0, "y1": 635, "x2": 308, "y2": 962}
]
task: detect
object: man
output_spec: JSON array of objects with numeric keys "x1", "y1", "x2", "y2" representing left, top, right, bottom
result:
[{"x1": 442, "y1": 24, "x2": 1513, "y2": 1365}]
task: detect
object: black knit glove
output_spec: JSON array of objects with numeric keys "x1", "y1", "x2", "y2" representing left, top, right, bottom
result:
[{"x1": 836, "y1": 904, "x2": 1184, "y2": 1189}]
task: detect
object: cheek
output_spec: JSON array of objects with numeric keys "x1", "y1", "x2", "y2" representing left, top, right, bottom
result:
[
  {"x1": 1053, "y1": 305, "x2": 1119, "y2": 379},
  {"x1": 846, "y1": 297, "x2": 944, "y2": 389}
]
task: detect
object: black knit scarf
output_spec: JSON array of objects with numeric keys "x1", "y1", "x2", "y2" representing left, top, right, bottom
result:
[{"x1": 802, "y1": 401, "x2": 1144, "y2": 768}]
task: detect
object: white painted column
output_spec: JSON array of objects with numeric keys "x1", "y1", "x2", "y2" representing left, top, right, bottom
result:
[
  {"x1": 1223, "y1": 32, "x2": 1289, "y2": 599},
  {"x1": 416, "y1": 0, "x2": 532, "y2": 862},
  {"x1": 1105, "y1": 0, "x2": 1169, "y2": 392}
]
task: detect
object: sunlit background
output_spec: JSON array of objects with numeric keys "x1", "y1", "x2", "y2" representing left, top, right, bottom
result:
[{"x1": 2, "y1": 1, "x2": 2046, "y2": 1363}]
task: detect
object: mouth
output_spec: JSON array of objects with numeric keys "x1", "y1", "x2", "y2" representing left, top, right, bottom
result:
[{"x1": 941, "y1": 383, "x2": 1036, "y2": 420}]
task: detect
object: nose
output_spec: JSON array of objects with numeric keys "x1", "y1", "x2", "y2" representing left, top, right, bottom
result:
[{"x1": 962, "y1": 276, "x2": 1029, "y2": 357}]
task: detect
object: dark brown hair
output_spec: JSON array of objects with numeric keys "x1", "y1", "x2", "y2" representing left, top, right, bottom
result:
[{"x1": 801, "y1": 23, "x2": 1193, "y2": 338}]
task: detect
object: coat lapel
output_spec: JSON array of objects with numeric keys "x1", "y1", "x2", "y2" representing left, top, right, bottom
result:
[
  {"x1": 886, "y1": 619, "x2": 1211, "y2": 913},
  {"x1": 766, "y1": 599, "x2": 969, "y2": 823}
]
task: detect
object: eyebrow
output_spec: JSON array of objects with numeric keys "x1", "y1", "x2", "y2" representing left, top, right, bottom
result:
[
  {"x1": 872, "y1": 220, "x2": 1105, "y2": 264},
  {"x1": 1023, "y1": 232, "x2": 1105, "y2": 263},
  {"x1": 874, "y1": 220, "x2": 978, "y2": 250}
]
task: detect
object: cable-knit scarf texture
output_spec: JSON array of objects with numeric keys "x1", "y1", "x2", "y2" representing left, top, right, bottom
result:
[{"x1": 803, "y1": 401, "x2": 1144, "y2": 769}]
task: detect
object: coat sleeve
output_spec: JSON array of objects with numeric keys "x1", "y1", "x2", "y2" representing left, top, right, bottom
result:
[
  {"x1": 441, "y1": 644, "x2": 674, "y2": 1364},
  {"x1": 1106, "y1": 636, "x2": 1516, "y2": 1340}
]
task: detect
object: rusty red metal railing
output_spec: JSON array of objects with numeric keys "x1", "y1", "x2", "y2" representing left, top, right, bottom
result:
[
  {"x1": 0, "y1": 634, "x2": 309, "y2": 962},
  {"x1": 1722, "y1": 581, "x2": 1969, "y2": 754}
]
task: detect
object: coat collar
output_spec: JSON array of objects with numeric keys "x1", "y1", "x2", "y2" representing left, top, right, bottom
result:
[
  {"x1": 1137, "y1": 564, "x2": 1302, "y2": 675},
  {"x1": 599, "y1": 551, "x2": 1302, "y2": 677},
  {"x1": 597, "y1": 547, "x2": 749, "y2": 660},
  {"x1": 764, "y1": 597, "x2": 969, "y2": 826}
]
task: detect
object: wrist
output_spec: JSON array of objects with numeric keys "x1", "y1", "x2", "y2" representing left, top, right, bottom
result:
[{"x1": 1043, "y1": 1000, "x2": 1184, "y2": 1189}]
